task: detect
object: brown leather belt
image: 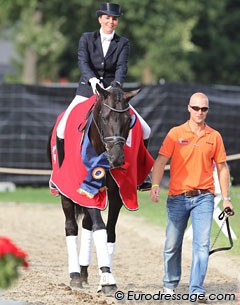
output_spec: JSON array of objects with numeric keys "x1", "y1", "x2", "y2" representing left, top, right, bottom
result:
[{"x1": 182, "y1": 189, "x2": 210, "y2": 198}]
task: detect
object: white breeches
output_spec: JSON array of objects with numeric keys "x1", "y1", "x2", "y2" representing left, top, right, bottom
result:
[
  {"x1": 56, "y1": 95, "x2": 151, "y2": 140},
  {"x1": 56, "y1": 95, "x2": 88, "y2": 139}
]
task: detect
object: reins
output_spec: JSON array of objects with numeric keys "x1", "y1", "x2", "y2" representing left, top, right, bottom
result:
[
  {"x1": 209, "y1": 207, "x2": 235, "y2": 256},
  {"x1": 78, "y1": 104, "x2": 95, "y2": 132}
]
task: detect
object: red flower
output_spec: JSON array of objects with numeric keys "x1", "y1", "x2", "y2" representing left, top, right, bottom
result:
[
  {"x1": 0, "y1": 236, "x2": 29, "y2": 288},
  {"x1": 0, "y1": 237, "x2": 28, "y2": 261}
]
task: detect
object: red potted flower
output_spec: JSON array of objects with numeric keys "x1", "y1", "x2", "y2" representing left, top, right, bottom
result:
[{"x1": 0, "y1": 236, "x2": 28, "y2": 289}]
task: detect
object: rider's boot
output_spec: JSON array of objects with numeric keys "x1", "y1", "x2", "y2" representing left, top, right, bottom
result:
[
  {"x1": 56, "y1": 136, "x2": 65, "y2": 167},
  {"x1": 137, "y1": 139, "x2": 152, "y2": 191}
]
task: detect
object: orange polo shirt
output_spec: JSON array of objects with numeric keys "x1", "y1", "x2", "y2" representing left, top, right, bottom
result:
[{"x1": 159, "y1": 121, "x2": 227, "y2": 195}]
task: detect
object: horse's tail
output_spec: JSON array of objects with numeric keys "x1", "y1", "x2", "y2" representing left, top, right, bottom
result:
[{"x1": 74, "y1": 204, "x2": 85, "y2": 222}]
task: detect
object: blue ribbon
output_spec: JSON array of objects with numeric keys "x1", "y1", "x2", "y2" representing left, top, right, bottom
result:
[{"x1": 79, "y1": 116, "x2": 110, "y2": 197}]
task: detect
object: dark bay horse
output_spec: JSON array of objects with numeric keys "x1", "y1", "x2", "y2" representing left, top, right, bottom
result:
[{"x1": 49, "y1": 83, "x2": 152, "y2": 295}]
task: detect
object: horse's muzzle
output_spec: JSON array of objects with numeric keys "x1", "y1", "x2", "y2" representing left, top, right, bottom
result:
[{"x1": 106, "y1": 148, "x2": 125, "y2": 168}]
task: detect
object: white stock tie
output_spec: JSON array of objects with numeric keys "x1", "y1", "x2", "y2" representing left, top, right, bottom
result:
[
  {"x1": 101, "y1": 33, "x2": 113, "y2": 57},
  {"x1": 102, "y1": 34, "x2": 113, "y2": 42}
]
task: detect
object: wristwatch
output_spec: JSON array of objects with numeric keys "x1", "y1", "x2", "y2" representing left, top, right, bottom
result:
[{"x1": 222, "y1": 196, "x2": 231, "y2": 201}]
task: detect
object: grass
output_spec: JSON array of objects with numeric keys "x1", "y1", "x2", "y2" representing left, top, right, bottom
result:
[
  {"x1": 0, "y1": 186, "x2": 59, "y2": 204},
  {"x1": 0, "y1": 185, "x2": 239, "y2": 255}
]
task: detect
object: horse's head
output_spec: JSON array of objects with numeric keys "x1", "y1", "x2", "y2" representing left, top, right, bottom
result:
[{"x1": 91, "y1": 82, "x2": 140, "y2": 168}]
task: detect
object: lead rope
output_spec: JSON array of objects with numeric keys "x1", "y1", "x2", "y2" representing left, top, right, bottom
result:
[
  {"x1": 209, "y1": 217, "x2": 227, "y2": 253},
  {"x1": 209, "y1": 207, "x2": 234, "y2": 256}
]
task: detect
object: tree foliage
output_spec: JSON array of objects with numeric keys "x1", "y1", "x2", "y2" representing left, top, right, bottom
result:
[
  {"x1": 119, "y1": 0, "x2": 199, "y2": 83},
  {"x1": 0, "y1": 0, "x2": 240, "y2": 85},
  {"x1": 190, "y1": 0, "x2": 240, "y2": 85},
  {"x1": 0, "y1": 0, "x2": 67, "y2": 82}
]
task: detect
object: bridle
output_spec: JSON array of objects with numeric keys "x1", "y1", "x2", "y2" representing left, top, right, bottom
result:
[
  {"x1": 209, "y1": 207, "x2": 235, "y2": 256},
  {"x1": 92, "y1": 101, "x2": 130, "y2": 149}
]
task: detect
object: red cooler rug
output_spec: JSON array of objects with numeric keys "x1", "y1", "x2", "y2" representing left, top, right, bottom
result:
[{"x1": 49, "y1": 94, "x2": 154, "y2": 210}]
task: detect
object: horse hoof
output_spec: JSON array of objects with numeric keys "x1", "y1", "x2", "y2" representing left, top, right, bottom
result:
[
  {"x1": 80, "y1": 266, "x2": 89, "y2": 285},
  {"x1": 101, "y1": 284, "x2": 118, "y2": 296},
  {"x1": 70, "y1": 272, "x2": 83, "y2": 288},
  {"x1": 70, "y1": 278, "x2": 83, "y2": 288},
  {"x1": 80, "y1": 275, "x2": 89, "y2": 285}
]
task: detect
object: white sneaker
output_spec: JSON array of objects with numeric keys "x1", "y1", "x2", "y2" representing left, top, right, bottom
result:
[{"x1": 163, "y1": 287, "x2": 175, "y2": 295}]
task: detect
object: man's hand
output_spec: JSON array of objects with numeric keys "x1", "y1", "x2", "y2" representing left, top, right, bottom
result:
[
  {"x1": 150, "y1": 185, "x2": 160, "y2": 202},
  {"x1": 222, "y1": 199, "x2": 234, "y2": 214}
]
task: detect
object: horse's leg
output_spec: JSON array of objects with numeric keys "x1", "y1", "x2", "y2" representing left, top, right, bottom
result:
[
  {"x1": 106, "y1": 174, "x2": 123, "y2": 272},
  {"x1": 87, "y1": 207, "x2": 117, "y2": 295},
  {"x1": 61, "y1": 195, "x2": 82, "y2": 288},
  {"x1": 78, "y1": 211, "x2": 93, "y2": 285}
]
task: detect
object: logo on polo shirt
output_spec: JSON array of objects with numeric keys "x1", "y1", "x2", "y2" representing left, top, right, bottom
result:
[
  {"x1": 206, "y1": 141, "x2": 214, "y2": 145},
  {"x1": 178, "y1": 138, "x2": 190, "y2": 145}
]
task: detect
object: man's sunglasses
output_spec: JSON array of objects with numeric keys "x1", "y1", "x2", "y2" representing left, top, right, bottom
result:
[{"x1": 189, "y1": 105, "x2": 209, "y2": 112}]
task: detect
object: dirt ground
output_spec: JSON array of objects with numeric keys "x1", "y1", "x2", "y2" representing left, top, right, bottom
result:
[{"x1": 0, "y1": 202, "x2": 239, "y2": 305}]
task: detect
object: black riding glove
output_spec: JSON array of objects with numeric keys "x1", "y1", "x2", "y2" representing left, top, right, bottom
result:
[{"x1": 110, "y1": 81, "x2": 122, "y2": 88}]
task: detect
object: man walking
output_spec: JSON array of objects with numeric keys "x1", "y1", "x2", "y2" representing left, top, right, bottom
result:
[{"x1": 150, "y1": 92, "x2": 233, "y2": 301}]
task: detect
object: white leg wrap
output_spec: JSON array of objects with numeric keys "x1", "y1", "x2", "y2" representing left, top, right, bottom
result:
[
  {"x1": 107, "y1": 242, "x2": 116, "y2": 272},
  {"x1": 79, "y1": 228, "x2": 93, "y2": 266},
  {"x1": 93, "y1": 229, "x2": 110, "y2": 269},
  {"x1": 66, "y1": 235, "x2": 80, "y2": 274}
]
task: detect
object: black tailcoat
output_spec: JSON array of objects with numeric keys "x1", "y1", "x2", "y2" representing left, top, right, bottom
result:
[{"x1": 76, "y1": 30, "x2": 129, "y2": 97}]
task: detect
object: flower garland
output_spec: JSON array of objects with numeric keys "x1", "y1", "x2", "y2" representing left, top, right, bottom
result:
[{"x1": 0, "y1": 236, "x2": 28, "y2": 289}]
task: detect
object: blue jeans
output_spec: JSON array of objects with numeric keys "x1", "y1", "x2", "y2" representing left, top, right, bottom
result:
[{"x1": 163, "y1": 193, "x2": 214, "y2": 294}]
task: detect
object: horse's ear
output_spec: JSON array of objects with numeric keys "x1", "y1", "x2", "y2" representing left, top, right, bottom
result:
[
  {"x1": 96, "y1": 83, "x2": 109, "y2": 99},
  {"x1": 124, "y1": 88, "x2": 141, "y2": 102}
]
